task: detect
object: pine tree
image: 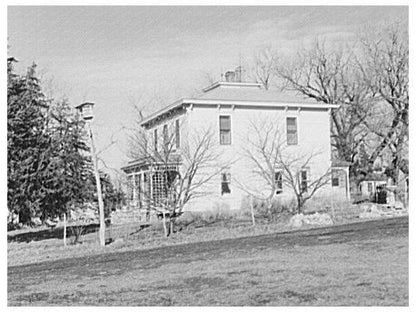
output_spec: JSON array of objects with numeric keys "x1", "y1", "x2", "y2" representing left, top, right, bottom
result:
[
  {"x1": 8, "y1": 58, "x2": 95, "y2": 224},
  {"x1": 39, "y1": 99, "x2": 92, "y2": 220},
  {"x1": 7, "y1": 59, "x2": 50, "y2": 223}
]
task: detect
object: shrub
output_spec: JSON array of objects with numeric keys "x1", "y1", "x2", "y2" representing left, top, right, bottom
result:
[
  {"x1": 395, "y1": 186, "x2": 408, "y2": 207},
  {"x1": 69, "y1": 224, "x2": 87, "y2": 244},
  {"x1": 240, "y1": 195, "x2": 296, "y2": 221},
  {"x1": 303, "y1": 195, "x2": 355, "y2": 221},
  {"x1": 176, "y1": 203, "x2": 241, "y2": 228}
]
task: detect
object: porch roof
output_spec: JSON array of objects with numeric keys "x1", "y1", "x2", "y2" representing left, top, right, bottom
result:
[{"x1": 121, "y1": 156, "x2": 181, "y2": 174}]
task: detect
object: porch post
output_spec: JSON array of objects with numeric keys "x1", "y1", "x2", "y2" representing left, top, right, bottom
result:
[
  {"x1": 345, "y1": 167, "x2": 350, "y2": 200},
  {"x1": 132, "y1": 173, "x2": 137, "y2": 205},
  {"x1": 149, "y1": 166, "x2": 153, "y2": 207}
]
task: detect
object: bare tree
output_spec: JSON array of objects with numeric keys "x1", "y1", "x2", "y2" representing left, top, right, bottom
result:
[
  {"x1": 201, "y1": 70, "x2": 220, "y2": 85},
  {"x1": 276, "y1": 40, "x2": 375, "y2": 184},
  {"x1": 240, "y1": 116, "x2": 331, "y2": 215},
  {"x1": 251, "y1": 46, "x2": 280, "y2": 90},
  {"x1": 360, "y1": 23, "x2": 408, "y2": 183},
  {"x1": 125, "y1": 91, "x2": 169, "y2": 161},
  {"x1": 237, "y1": 117, "x2": 285, "y2": 218},
  {"x1": 279, "y1": 151, "x2": 332, "y2": 214},
  {"x1": 128, "y1": 121, "x2": 227, "y2": 236}
]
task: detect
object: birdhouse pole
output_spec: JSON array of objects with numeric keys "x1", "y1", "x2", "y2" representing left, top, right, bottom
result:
[
  {"x1": 76, "y1": 102, "x2": 106, "y2": 247},
  {"x1": 88, "y1": 122, "x2": 106, "y2": 246}
]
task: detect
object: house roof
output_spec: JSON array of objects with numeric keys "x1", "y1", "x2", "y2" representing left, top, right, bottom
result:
[
  {"x1": 199, "y1": 82, "x2": 319, "y2": 103},
  {"x1": 140, "y1": 81, "x2": 339, "y2": 127}
]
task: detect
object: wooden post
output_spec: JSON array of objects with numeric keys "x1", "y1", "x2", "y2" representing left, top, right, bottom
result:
[
  {"x1": 250, "y1": 195, "x2": 256, "y2": 226},
  {"x1": 87, "y1": 122, "x2": 106, "y2": 247},
  {"x1": 162, "y1": 211, "x2": 168, "y2": 237},
  {"x1": 345, "y1": 167, "x2": 350, "y2": 200},
  {"x1": 132, "y1": 173, "x2": 137, "y2": 204},
  {"x1": 63, "y1": 212, "x2": 67, "y2": 247},
  {"x1": 330, "y1": 186, "x2": 335, "y2": 222}
]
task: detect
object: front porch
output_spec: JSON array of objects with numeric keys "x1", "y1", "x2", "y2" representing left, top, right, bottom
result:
[{"x1": 121, "y1": 158, "x2": 181, "y2": 218}]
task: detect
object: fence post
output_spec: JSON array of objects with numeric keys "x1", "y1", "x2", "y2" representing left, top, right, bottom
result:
[
  {"x1": 250, "y1": 195, "x2": 256, "y2": 226},
  {"x1": 63, "y1": 212, "x2": 67, "y2": 247}
]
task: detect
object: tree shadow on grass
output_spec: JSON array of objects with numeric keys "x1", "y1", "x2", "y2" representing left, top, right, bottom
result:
[
  {"x1": 7, "y1": 223, "x2": 100, "y2": 243},
  {"x1": 8, "y1": 222, "x2": 153, "y2": 244}
]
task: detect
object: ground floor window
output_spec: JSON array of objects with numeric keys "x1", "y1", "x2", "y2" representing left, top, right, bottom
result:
[
  {"x1": 300, "y1": 170, "x2": 308, "y2": 193},
  {"x1": 221, "y1": 172, "x2": 231, "y2": 195},
  {"x1": 331, "y1": 169, "x2": 339, "y2": 187},
  {"x1": 274, "y1": 170, "x2": 283, "y2": 194},
  {"x1": 127, "y1": 175, "x2": 134, "y2": 200},
  {"x1": 368, "y1": 182, "x2": 373, "y2": 193}
]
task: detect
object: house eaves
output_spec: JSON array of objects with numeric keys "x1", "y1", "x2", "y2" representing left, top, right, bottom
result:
[{"x1": 139, "y1": 98, "x2": 339, "y2": 128}]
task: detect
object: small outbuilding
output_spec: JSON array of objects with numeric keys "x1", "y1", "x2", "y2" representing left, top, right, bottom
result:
[{"x1": 358, "y1": 173, "x2": 389, "y2": 204}]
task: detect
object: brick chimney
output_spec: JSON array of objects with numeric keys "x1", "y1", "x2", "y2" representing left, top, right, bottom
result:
[{"x1": 225, "y1": 71, "x2": 235, "y2": 82}]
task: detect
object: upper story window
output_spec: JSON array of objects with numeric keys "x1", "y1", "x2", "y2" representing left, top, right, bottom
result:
[
  {"x1": 286, "y1": 117, "x2": 298, "y2": 145},
  {"x1": 175, "y1": 119, "x2": 180, "y2": 149},
  {"x1": 274, "y1": 170, "x2": 283, "y2": 194},
  {"x1": 154, "y1": 129, "x2": 158, "y2": 153},
  {"x1": 219, "y1": 115, "x2": 231, "y2": 145}
]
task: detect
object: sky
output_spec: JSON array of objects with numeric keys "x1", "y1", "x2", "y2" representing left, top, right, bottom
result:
[{"x1": 7, "y1": 6, "x2": 408, "y2": 180}]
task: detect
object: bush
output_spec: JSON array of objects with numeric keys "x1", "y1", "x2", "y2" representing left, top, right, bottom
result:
[
  {"x1": 395, "y1": 186, "x2": 408, "y2": 207},
  {"x1": 303, "y1": 195, "x2": 356, "y2": 221},
  {"x1": 240, "y1": 195, "x2": 296, "y2": 221},
  {"x1": 177, "y1": 204, "x2": 240, "y2": 227},
  {"x1": 69, "y1": 224, "x2": 87, "y2": 244}
]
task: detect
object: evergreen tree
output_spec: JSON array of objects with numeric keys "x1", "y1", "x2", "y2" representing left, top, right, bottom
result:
[
  {"x1": 8, "y1": 58, "x2": 95, "y2": 224},
  {"x1": 7, "y1": 59, "x2": 50, "y2": 223},
  {"x1": 99, "y1": 172, "x2": 125, "y2": 216},
  {"x1": 39, "y1": 99, "x2": 92, "y2": 220}
]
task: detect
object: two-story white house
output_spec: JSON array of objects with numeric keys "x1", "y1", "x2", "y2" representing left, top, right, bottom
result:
[{"x1": 122, "y1": 73, "x2": 349, "y2": 212}]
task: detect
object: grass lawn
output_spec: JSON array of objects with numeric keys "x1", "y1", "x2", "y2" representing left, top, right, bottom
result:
[
  {"x1": 8, "y1": 217, "x2": 408, "y2": 306},
  {"x1": 8, "y1": 213, "x2": 297, "y2": 266},
  {"x1": 7, "y1": 206, "x2": 379, "y2": 267}
]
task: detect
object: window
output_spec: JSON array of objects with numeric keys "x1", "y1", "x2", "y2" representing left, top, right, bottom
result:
[
  {"x1": 274, "y1": 171, "x2": 283, "y2": 194},
  {"x1": 300, "y1": 170, "x2": 308, "y2": 193},
  {"x1": 331, "y1": 170, "x2": 339, "y2": 187},
  {"x1": 127, "y1": 175, "x2": 134, "y2": 200},
  {"x1": 286, "y1": 117, "x2": 298, "y2": 145},
  {"x1": 163, "y1": 124, "x2": 168, "y2": 152},
  {"x1": 154, "y1": 129, "x2": 158, "y2": 153},
  {"x1": 219, "y1": 116, "x2": 231, "y2": 145},
  {"x1": 368, "y1": 182, "x2": 373, "y2": 193},
  {"x1": 175, "y1": 119, "x2": 180, "y2": 149},
  {"x1": 221, "y1": 172, "x2": 231, "y2": 195},
  {"x1": 143, "y1": 173, "x2": 149, "y2": 198}
]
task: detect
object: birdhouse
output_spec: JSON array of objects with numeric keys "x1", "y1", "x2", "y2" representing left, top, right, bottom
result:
[{"x1": 75, "y1": 102, "x2": 95, "y2": 120}]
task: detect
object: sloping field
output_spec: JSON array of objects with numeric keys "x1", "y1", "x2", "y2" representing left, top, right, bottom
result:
[{"x1": 8, "y1": 217, "x2": 408, "y2": 306}]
